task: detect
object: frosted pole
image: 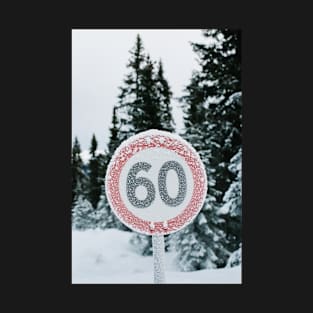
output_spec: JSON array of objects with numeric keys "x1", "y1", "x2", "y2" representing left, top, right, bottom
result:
[{"x1": 152, "y1": 234, "x2": 166, "y2": 283}]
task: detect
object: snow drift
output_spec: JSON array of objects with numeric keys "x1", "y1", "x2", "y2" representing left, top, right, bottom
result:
[{"x1": 72, "y1": 229, "x2": 241, "y2": 284}]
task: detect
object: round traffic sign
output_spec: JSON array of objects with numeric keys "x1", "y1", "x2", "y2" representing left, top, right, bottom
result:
[{"x1": 105, "y1": 129, "x2": 207, "y2": 235}]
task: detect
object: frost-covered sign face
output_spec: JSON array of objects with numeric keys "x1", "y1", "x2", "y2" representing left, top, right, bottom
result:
[{"x1": 105, "y1": 130, "x2": 207, "y2": 235}]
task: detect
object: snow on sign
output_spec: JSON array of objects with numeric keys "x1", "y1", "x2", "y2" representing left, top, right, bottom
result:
[{"x1": 105, "y1": 129, "x2": 207, "y2": 235}]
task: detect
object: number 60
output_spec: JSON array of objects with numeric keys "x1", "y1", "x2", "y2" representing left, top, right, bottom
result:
[{"x1": 126, "y1": 161, "x2": 187, "y2": 208}]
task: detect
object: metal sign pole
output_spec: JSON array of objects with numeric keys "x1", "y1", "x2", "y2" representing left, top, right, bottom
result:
[{"x1": 152, "y1": 234, "x2": 166, "y2": 284}]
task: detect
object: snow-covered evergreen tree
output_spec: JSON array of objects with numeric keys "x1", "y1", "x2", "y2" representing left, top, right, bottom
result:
[
  {"x1": 72, "y1": 195, "x2": 97, "y2": 230},
  {"x1": 107, "y1": 106, "x2": 120, "y2": 156},
  {"x1": 127, "y1": 56, "x2": 175, "y2": 252},
  {"x1": 71, "y1": 137, "x2": 88, "y2": 207},
  {"x1": 219, "y1": 148, "x2": 242, "y2": 217},
  {"x1": 191, "y1": 29, "x2": 241, "y2": 206},
  {"x1": 117, "y1": 36, "x2": 175, "y2": 140},
  {"x1": 87, "y1": 134, "x2": 107, "y2": 211},
  {"x1": 96, "y1": 187, "x2": 127, "y2": 230},
  {"x1": 155, "y1": 60, "x2": 174, "y2": 132},
  {"x1": 226, "y1": 244, "x2": 241, "y2": 267},
  {"x1": 117, "y1": 34, "x2": 146, "y2": 142},
  {"x1": 218, "y1": 148, "x2": 242, "y2": 252},
  {"x1": 168, "y1": 70, "x2": 229, "y2": 270},
  {"x1": 171, "y1": 29, "x2": 241, "y2": 270},
  {"x1": 95, "y1": 193, "x2": 115, "y2": 229},
  {"x1": 171, "y1": 213, "x2": 221, "y2": 271},
  {"x1": 95, "y1": 106, "x2": 130, "y2": 231},
  {"x1": 114, "y1": 35, "x2": 176, "y2": 249}
]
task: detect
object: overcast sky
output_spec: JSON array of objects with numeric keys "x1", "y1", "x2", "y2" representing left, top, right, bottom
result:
[{"x1": 72, "y1": 29, "x2": 207, "y2": 151}]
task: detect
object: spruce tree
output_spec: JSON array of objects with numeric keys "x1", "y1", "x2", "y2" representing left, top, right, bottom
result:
[
  {"x1": 117, "y1": 34, "x2": 146, "y2": 141},
  {"x1": 136, "y1": 54, "x2": 162, "y2": 131},
  {"x1": 87, "y1": 134, "x2": 103, "y2": 209},
  {"x1": 192, "y1": 29, "x2": 242, "y2": 254},
  {"x1": 72, "y1": 195, "x2": 97, "y2": 230},
  {"x1": 126, "y1": 55, "x2": 172, "y2": 253},
  {"x1": 171, "y1": 73, "x2": 229, "y2": 270},
  {"x1": 117, "y1": 36, "x2": 176, "y2": 252},
  {"x1": 96, "y1": 107, "x2": 130, "y2": 231},
  {"x1": 117, "y1": 36, "x2": 175, "y2": 138},
  {"x1": 108, "y1": 106, "x2": 120, "y2": 156},
  {"x1": 219, "y1": 148, "x2": 242, "y2": 252},
  {"x1": 105, "y1": 35, "x2": 176, "y2": 248},
  {"x1": 191, "y1": 30, "x2": 241, "y2": 205},
  {"x1": 95, "y1": 188, "x2": 117, "y2": 230},
  {"x1": 226, "y1": 244, "x2": 241, "y2": 267},
  {"x1": 155, "y1": 60, "x2": 175, "y2": 132},
  {"x1": 171, "y1": 213, "x2": 221, "y2": 271},
  {"x1": 71, "y1": 137, "x2": 88, "y2": 206},
  {"x1": 171, "y1": 29, "x2": 242, "y2": 270}
]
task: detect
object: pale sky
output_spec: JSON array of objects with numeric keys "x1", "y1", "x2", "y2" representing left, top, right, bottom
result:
[{"x1": 72, "y1": 29, "x2": 207, "y2": 151}]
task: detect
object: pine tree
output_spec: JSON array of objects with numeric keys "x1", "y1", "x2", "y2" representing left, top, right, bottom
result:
[
  {"x1": 72, "y1": 195, "x2": 97, "y2": 230},
  {"x1": 171, "y1": 29, "x2": 242, "y2": 270},
  {"x1": 95, "y1": 190, "x2": 116, "y2": 229},
  {"x1": 188, "y1": 30, "x2": 241, "y2": 204},
  {"x1": 108, "y1": 35, "x2": 176, "y2": 248},
  {"x1": 192, "y1": 29, "x2": 242, "y2": 254},
  {"x1": 155, "y1": 60, "x2": 174, "y2": 132},
  {"x1": 218, "y1": 148, "x2": 242, "y2": 251},
  {"x1": 171, "y1": 213, "x2": 221, "y2": 271},
  {"x1": 226, "y1": 244, "x2": 241, "y2": 267},
  {"x1": 96, "y1": 107, "x2": 130, "y2": 231},
  {"x1": 127, "y1": 61, "x2": 171, "y2": 255},
  {"x1": 119, "y1": 52, "x2": 163, "y2": 134},
  {"x1": 87, "y1": 134, "x2": 103, "y2": 209},
  {"x1": 136, "y1": 54, "x2": 162, "y2": 131},
  {"x1": 71, "y1": 137, "x2": 88, "y2": 206},
  {"x1": 96, "y1": 173, "x2": 127, "y2": 231},
  {"x1": 108, "y1": 106, "x2": 120, "y2": 156},
  {"x1": 117, "y1": 36, "x2": 175, "y2": 138},
  {"x1": 126, "y1": 55, "x2": 172, "y2": 253},
  {"x1": 171, "y1": 73, "x2": 229, "y2": 270},
  {"x1": 117, "y1": 34, "x2": 146, "y2": 141},
  {"x1": 116, "y1": 36, "x2": 176, "y2": 251}
]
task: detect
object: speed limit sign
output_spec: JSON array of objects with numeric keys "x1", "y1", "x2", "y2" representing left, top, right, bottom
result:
[{"x1": 105, "y1": 129, "x2": 207, "y2": 235}]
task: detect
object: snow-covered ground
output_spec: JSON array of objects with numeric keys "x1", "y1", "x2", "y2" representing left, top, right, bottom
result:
[{"x1": 72, "y1": 229, "x2": 241, "y2": 284}]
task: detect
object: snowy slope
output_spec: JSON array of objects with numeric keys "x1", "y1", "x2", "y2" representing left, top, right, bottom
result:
[{"x1": 72, "y1": 229, "x2": 241, "y2": 284}]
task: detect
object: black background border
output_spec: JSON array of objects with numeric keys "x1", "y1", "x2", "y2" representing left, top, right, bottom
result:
[{"x1": 4, "y1": 1, "x2": 310, "y2": 310}]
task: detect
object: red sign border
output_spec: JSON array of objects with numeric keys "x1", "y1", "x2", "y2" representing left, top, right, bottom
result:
[{"x1": 105, "y1": 129, "x2": 207, "y2": 235}]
